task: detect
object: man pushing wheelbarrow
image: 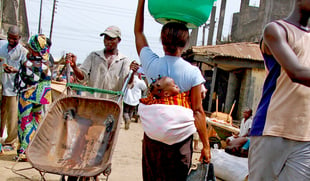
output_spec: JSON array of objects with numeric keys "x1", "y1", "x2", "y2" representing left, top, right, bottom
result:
[{"x1": 25, "y1": 26, "x2": 139, "y2": 181}]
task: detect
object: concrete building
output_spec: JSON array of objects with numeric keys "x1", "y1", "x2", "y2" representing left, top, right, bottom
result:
[
  {"x1": 183, "y1": 42, "x2": 265, "y2": 120},
  {"x1": 231, "y1": 0, "x2": 295, "y2": 42},
  {"x1": 0, "y1": 0, "x2": 29, "y2": 42}
]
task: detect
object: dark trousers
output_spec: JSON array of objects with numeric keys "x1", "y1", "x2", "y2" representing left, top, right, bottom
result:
[{"x1": 142, "y1": 134, "x2": 193, "y2": 181}]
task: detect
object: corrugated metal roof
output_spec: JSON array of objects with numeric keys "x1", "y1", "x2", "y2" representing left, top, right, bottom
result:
[{"x1": 191, "y1": 42, "x2": 264, "y2": 61}]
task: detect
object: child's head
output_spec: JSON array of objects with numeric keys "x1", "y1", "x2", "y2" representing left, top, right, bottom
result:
[
  {"x1": 160, "y1": 22, "x2": 189, "y2": 55},
  {"x1": 150, "y1": 76, "x2": 180, "y2": 98},
  {"x1": 242, "y1": 108, "x2": 253, "y2": 119}
]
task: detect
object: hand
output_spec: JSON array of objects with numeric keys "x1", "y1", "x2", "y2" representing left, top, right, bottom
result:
[
  {"x1": 130, "y1": 61, "x2": 140, "y2": 72},
  {"x1": 2, "y1": 63, "x2": 8, "y2": 68},
  {"x1": 199, "y1": 146, "x2": 211, "y2": 163},
  {"x1": 65, "y1": 53, "x2": 77, "y2": 68},
  {"x1": 201, "y1": 91, "x2": 206, "y2": 99},
  {"x1": 3, "y1": 64, "x2": 14, "y2": 73},
  {"x1": 200, "y1": 84, "x2": 207, "y2": 99}
]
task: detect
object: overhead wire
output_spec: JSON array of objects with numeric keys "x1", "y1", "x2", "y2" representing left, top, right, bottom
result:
[
  {"x1": 54, "y1": 5, "x2": 120, "y2": 32},
  {"x1": 27, "y1": 0, "x2": 157, "y2": 36},
  {"x1": 50, "y1": 8, "x2": 161, "y2": 45},
  {"x1": 60, "y1": 0, "x2": 135, "y2": 14},
  {"x1": 27, "y1": 0, "x2": 163, "y2": 61},
  {"x1": 50, "y1": 0, "x2": 156, "y2": 40},
  {"x1": 57, "y1": 1, "x2": 154, "y2": 22}
]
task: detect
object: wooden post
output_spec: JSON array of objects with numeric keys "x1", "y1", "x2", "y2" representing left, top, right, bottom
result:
[
  {"x1": 66, "y1": 62, "x2": 71, "y2": 95},
  {"x1": 207, "y1": 6, "x2": 216, "y2": 45},
  {"x1": 208, "y1": 65, "x2": 217, "y2": 112},
  {"x1": 216, "y1": 0, "x2": 227, "y2": 44}
]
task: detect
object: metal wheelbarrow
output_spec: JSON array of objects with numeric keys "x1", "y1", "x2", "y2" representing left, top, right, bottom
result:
[{"x1": 21, "y1": 70, "x2": 132, "y2": 180}]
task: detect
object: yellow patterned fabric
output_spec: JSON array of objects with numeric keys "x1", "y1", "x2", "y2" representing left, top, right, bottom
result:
[{"x1": 140, "y1": 91, "x2": 190, "y2": 108}]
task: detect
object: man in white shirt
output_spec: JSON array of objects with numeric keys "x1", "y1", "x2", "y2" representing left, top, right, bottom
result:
[
  {"x1": 225, "y1": 108, "x2": 253, "y2": 157},
  {"x1": 0, "y1": 26, "x2": 27, "y2": 150},
  {"x1": 123, "y1": 71, "x2": 147, "y2": 130}
]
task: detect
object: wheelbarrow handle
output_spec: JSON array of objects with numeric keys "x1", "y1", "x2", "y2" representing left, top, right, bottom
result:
[
  {"x1": 65, "y1": 70, "x2": 133, "y2": 103},
  {"x1": 66, "y1": 83, "x2": 123, "y2": 95},
  {"x1": 118, "y1": 70, "x2": 133, "y2": 103}
]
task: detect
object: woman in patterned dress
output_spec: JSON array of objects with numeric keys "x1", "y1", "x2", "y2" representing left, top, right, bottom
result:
[{"x1": 14, "y1": 34, "x2": 52, "y2": 160}]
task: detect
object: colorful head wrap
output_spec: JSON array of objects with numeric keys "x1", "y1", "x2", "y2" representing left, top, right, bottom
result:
[{"x1": 28, "y1": 34, "x2": 49, "y2": 60}]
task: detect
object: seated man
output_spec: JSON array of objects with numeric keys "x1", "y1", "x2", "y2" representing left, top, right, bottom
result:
[{"x1": 225, "y1": 108, "x2": 253, "y2": 157}]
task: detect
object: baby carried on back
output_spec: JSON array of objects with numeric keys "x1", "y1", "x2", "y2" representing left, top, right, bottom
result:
[{"x1": 138, "y1": 76, "x2": 196, "y2": 145}]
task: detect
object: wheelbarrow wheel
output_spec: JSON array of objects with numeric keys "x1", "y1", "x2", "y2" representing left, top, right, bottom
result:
[{"x1": 103, "y1": 163, "x2": 112, "y2": 176}]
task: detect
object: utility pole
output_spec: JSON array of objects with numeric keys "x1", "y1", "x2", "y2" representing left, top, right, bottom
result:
[
  {"x1": 38, "y1": 0, "x2": 43, "y2": 33},
  {"x1": 49, "y1": 0, "x2": 57, "y2": 40}
]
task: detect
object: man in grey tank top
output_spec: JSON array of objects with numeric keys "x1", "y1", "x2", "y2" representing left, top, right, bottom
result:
[{"x1": 249, "y1": 1, "x2": 310, "y2": 180}]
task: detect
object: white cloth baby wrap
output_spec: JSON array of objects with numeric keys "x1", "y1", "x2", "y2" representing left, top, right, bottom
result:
[{"x1": 138, "y1": 103, "x2": 196, "y2": 145}]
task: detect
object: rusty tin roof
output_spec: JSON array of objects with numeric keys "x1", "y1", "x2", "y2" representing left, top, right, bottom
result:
[{"x1": 190, "y1": 42, "x2": 264, "y2": 61}]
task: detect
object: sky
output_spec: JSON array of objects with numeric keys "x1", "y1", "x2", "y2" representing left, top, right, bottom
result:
[{"x1": 25, "y1": 0, "x2": 260, "y2": 64}]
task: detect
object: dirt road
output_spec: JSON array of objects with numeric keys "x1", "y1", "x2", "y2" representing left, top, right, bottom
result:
[
  {"x1": 0, "y1": 122, "x2": 202, "y2": 181},
  {"x1": 0, "y1": 122, "x2": 144, "y2": 181}
]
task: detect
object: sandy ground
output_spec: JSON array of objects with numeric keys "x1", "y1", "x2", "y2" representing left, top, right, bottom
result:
[{"x1": 0, "y1": 122, "x2": 202, "y2": 181}]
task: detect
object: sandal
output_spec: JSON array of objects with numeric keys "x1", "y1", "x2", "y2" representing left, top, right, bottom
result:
[{"x1": 15, "y1": 154, "x2": 27, "y2": 162}]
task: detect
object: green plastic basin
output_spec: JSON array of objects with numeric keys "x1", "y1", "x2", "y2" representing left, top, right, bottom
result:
[{"x1": 148, "y1": 0, "x2": 216, "y2": 28}]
